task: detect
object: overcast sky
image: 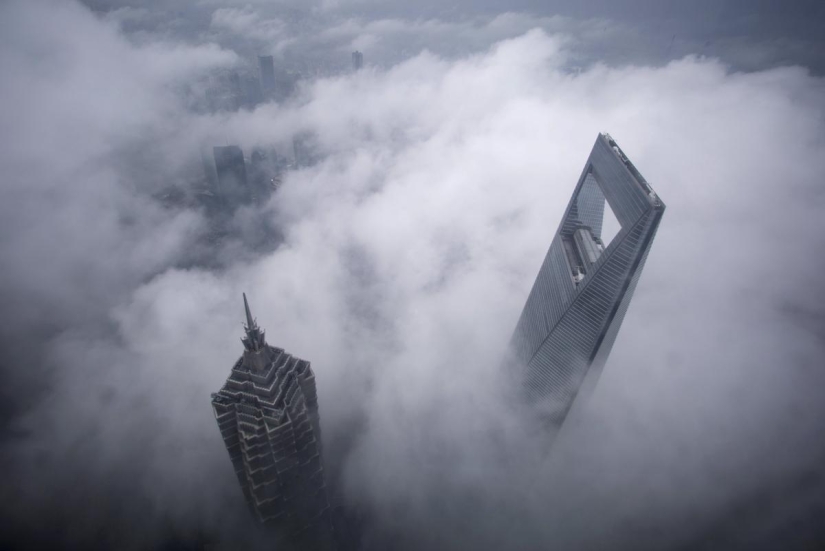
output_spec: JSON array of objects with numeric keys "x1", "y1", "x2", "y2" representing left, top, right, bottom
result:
[{"x1": 1, "y1": 1, "x2": 824, "y2": 550}]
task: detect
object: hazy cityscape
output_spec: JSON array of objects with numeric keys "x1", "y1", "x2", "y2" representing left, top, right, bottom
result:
[{"x1": 1, "y1": 1, "x2": 825, "y2": 550}]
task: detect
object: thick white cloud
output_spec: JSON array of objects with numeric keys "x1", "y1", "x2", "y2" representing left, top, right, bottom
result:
[{"x1": 2, "y1": 1, "x2": 825, "y2": 549}]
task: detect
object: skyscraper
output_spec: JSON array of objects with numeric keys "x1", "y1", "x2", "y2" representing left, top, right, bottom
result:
[
  {"x1": 226, "y1": 71, "x2": 263, "y2": 110},
  {"x1": 212, "y1": 295, "x2": 338, "y2": 550},
  {"x1": 351, "y1": 51, "x2": 363, "y2": 71},
  {"x1": 213, "y1": 145, "x2": 250, "y2": 205},
  {"x1": 506, "y1": 133, "x2": 665, "y2": 428},
  {"x1": 259, "y1": 55, "x2": 276, "y2": 97},
  {"x1": 249, "y1": 147, "x2": 283, "y2": 198}
]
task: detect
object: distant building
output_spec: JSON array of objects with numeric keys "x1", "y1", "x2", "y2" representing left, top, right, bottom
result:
[
  {"x1": 249, "y1": 147, "x2": 283, "y2": 197},
  {"x1": 200, "y1": 145, "x2": 219, "y2": 189},
  {"x1": 213, "y1": 145, "x2": 251, "y2": 205},
  {"x1": 259, "y1": 55, "x2": 276, "y2": 97},
  {"x1": 351, "y1": 51, "x2": 363, "y2": 71},
  {"x1": 505, "y1": 133, "x2": 665, "y2": 428},
  {"x1": 227, "y1": 71, "x2": 262, "y2": 110},
  {"x1": 292, "y1": 133, "x2": 317, "y2": 168},
  {"x1": 212, "y1": 295, "x2": 338, "y2": 550}
]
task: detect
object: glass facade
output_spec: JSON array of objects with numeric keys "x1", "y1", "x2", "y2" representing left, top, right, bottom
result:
[{"x1": 506, "y1": 133, "x2": 665, "y2": 427}]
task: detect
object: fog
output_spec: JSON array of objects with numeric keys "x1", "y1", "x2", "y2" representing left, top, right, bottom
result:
[{"x1": 1, "y1": 1, "x2": 824, "y2": 549}]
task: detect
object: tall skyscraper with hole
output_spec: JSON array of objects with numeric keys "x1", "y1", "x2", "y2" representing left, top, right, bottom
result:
[
  {"x1": 506, "y1": 133, "x2": 665, "y2": 428},
  {"x1": 212, "y1": 295, "x2": 337, "y2": 550}
]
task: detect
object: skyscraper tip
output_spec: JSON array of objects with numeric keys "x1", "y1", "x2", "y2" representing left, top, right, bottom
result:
[
  {"x1": 241, "y1": 292, "x2": 266, "y2": 355},
  {"x1": 243, "y1": 292, "x2": 256, "y2": 331}
]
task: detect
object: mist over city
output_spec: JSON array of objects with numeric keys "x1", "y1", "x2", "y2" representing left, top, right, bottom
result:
[{"x1": 1, "y1": 1, "x2": 824, "y2": 549}]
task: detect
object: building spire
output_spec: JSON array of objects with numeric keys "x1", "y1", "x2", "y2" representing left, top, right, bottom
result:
[
  {"x1": 243, "y1": 292, "x2": 256, "y2": 332},
  {"x1": 241, "y1": 292, "x2": 266, "y2": 354}
]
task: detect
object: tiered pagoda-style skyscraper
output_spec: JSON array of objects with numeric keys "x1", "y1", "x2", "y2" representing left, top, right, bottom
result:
[
  {"x1": 506, "y1": 133, "x2": 665, "y2": 428},
  {"x1": 212, "y1": 295, "x2": 337, "y2": 550}
]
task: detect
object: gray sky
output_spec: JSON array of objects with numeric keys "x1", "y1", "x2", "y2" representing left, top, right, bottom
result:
[
  {"x1": 1, "y1": 0, "x2": 824, "y2": 549},
  {"x1": 85, "y1": 0, "x2": 825, "y2": 72}
]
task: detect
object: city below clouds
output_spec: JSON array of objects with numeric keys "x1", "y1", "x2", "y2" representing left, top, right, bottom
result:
[{"x1": 1, "y1": 0, "x2": 824, "y2": 549}]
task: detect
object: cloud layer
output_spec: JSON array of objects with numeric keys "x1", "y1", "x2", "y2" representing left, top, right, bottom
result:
[{"x1": 1, "y1": 1, "x2": 825, "y2": 549}]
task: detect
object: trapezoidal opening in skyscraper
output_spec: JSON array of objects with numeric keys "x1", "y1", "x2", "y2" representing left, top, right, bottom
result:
[
  {"x1": 560, "y1": 168, "x2": 624, "y2": 285},
  {"x1": 505, "y1": 133, "x2": 665, "y2": 430}
]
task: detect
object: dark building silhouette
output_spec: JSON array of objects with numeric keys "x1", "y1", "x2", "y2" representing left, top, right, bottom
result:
[
  {"x1": 228, "y1": 71, "x2": 245, "y2": 110},
  {"x1": 506, "y1": 133, "x2": 665, "y2": 428},
  {"x1": 226, "y1": 70, "x2": 263, "y2": 110},
  {"x1": 213, "y1": 145, "x2": 251, "y2": 205},
  {"x1": 351, "y1": 51, "x2": 363, "y2": 71},
  {"x1": 259, "y1": 55, "x2": 276, "y2": 98},
  {"x1": 212, "y1": 295, "x2": 338, "y2": 550},
  {"x1": 249, "y1": 147, "x2": 283, "y2": 199}
]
